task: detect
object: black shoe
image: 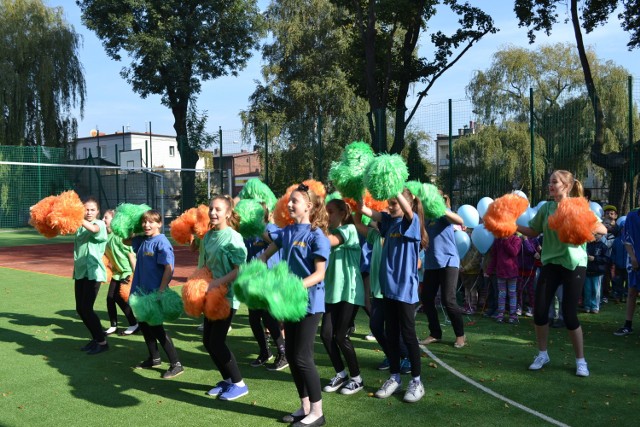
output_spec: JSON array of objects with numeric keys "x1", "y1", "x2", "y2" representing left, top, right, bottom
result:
[
  {"x1": 267, "y1": 353, "x2": 289, "y2": 371},
  {"x1": 292, "y1": 415, "x2": 326, "y2": 427},
  {"x1": 86, "y1": 342, "x2": 109, "y2": 355},
  {"x1": 281, "y1": 413, "x2": 305, "y2": 423},
  {"x1": 135, "y1": 358, "x2": 162, "y2": 369},
  {"x1": 80, "y1": 340, "x2": 97, "y2": 351},
  {"x1": 250, "y1": 353, "x2": 273, "y2": 367},
  {"x1": 322, "y1": 375, "x2": 348, "y2": 392},
  {"x1": 162, "y1": 363, "x2": 184, "y2": 379}
]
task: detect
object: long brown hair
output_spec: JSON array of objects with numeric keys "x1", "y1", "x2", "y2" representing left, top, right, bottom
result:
[
  {"x1": 326, "y1": 198, "x2": 354, "y2": 226},
  {"x1": 402, "y1": 187, "x2": 429, "y2": 250},
  {"x1": 294, "y1": 183, "x2": 328, "y2": 234},
  {"x1": 210, "y1": 195, "x2": 240, "y2": 231}
]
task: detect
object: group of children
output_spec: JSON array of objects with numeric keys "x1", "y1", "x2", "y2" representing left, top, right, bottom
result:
[{"x1": 70, "y1": 168, "x2": 631, "y2": 426}]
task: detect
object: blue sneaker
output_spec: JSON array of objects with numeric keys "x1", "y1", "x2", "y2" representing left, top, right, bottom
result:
[
  {"x1": 219, "y1": 383, "x2": 249, "y2": 401},
  {"x1": 400, "y1": 358, "x2": 412, "y2": 374},
  {"x1": 206, "y1": 380, "x2": 230, "y2": 397},
  {"x1": 377, "y1": 357, "x2": 390, "y2": 370}
]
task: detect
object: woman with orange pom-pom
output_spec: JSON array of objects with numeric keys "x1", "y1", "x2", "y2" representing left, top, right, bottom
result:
[
  {"x1": 518, "y1": 170, "x2": 607, "y2": 377},
  {"x1": 102, "y1": 209, "x2": 138, "y2": 336},
  {"x1": 74, "y1": 196, "x2": 109, "y2": 355},
  {"x1": 198, "y1": 195, "x2": 249, "y2": 401}
]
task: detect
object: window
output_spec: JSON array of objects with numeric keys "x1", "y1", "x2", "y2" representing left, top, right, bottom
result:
[
  {"x1": 127, "y1": 160, "x2": 135, "y2": 168},
  {"x1": 169, "y1": 146, "x2": 175, "y2": 156}
]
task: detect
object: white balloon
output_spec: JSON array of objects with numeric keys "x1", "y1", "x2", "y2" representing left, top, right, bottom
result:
[{"x1": 512, "y1": 190, "x2": 528, "y2": 201}]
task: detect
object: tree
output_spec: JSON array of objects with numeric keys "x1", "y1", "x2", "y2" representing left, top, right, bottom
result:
[
  {"x1": 466, "y1": 43, "x2": 637, "y2": 201},
  {"x1": 0, "y1": 0, "x2": 85, "y2": 148},
  {"x1": 241, "y1": 0, "x2": 371, "y2": 195},
  {"x1": 515, "y1": 0, "x2": 640, "y2": 211},
  {"x1": 77, "y1": 0, "x2": 263, "y2": 209},
  {"x1": 331, "y1": 0, "x2": 497, "y2": 154}
]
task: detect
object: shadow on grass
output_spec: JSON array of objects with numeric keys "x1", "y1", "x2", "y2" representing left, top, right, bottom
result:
[{"x1": 0, "y1": 311, "x2": 287, "y2": 422}]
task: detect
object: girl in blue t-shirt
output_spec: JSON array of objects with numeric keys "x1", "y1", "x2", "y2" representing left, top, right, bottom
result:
[
  {"x1": 130, "y1": 210, "x2": 183, "y2": 379},
  {"x1": 260, "y1": 183, "x2": 330, "y2": 426},
  {"x1": 360, "y1": 188, "x2": 428, "y2": 404},
  {"x1": 320, "y1": 198, "x2": 365, "y2": 395}
]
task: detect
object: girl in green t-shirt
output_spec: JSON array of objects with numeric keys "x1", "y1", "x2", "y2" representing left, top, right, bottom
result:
[
  {"x1": 320, "y1": 198, "x2": 365, "y2": 396},
  {"x1": 518, "y1": 170, "x2": 607, "y2": 377}
]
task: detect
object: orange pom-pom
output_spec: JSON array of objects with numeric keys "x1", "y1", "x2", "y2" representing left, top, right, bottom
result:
[
  {"x1": 363, "y1": 190, "x2": 388, "y2": 212},
  {"x1": 29, "y1": 196, "x2": 58, "y2": 238},
  {"x1": 102, "y1": 255, "x2": 113, "y2": 284},
  {"x1": 483, "y1": 194, "x2": 529, "y2": 238},
  {"x1": 343, "y1": 197, "x2": 358, "y2": 213},
  {"x1": 47, "y1": 191, "x2": 84, "y2": 235},
  {"x1": 193, "y1": 204, "x2": 211, "y2": 239},
  {"x1": 273, "y1": 184, "x2": 297, "y2": 228},
  {"x1": 203, "y1": 285, "x2": 231, "y2": 320},
  {"x1": 303, "y1": 179, "x2": 326, "y2": 199},
  {"x1": 170, "y1": 207, "x2": 198, "y2": 244},
  {"x1": 182, "y1": 267, "x2": 211, "y2": 317},
  {"x1": 119, "y1": 281, "x2": 131, "y2": 302},
  {"x1": 548, "y1": 197, "x2": 598, "y2": 245}
]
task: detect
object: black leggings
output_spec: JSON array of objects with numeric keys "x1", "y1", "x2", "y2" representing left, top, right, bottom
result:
[
  {"x1": 370, "y1": 298, "x2": 408, "y2": 358},
  {"x1": 248, "y1": 308, "x2": 284, "y2": 356},
  {"x1": 203, "y1": 309, "x2": 242, "y2": 383},
  {"x1": 139, "y1": 322, "x2": 180, "y2": 365},
  {"x1": 106, "y1": 278, "x2": 137, "y2": 327},
  {"x1": 285, "y1": 313, "x2": 322, "y2": 403},
  {"x1": 320, "y1": 302, "x2": 360, "y2": 377},
  {"x1": 534, "y1": 264, "x2": 585, "y2": 330},
  {"x1": 421, "y1": 267, "x2": 465, "y2": 338},
  {"x1": 383, "y1": 298, "x2": 421, "y2": 378},
  {"x1": 74, "y1": 278, "x2": 105, "y2": 342}
]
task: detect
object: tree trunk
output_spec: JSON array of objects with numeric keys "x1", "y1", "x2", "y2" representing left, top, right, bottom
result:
[
  {"x1": 173, "y1": 104, "x2": 198, "y2": 211},
  {"x1": 570, "y1": 0, "x2": 631, "y2": 211}
]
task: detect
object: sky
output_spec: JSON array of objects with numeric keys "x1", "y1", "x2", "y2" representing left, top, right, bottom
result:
[{"x1": 49, "y1": 1, "x2": 637, "y2": 148}]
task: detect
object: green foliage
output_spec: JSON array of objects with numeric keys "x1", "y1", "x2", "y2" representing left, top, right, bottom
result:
[
  {"x1": 0, "y1": 0, "x2": 85, "y2": 147},
  {"x1": 241, "y1": 0, "x2": 370, "y2": 195}
]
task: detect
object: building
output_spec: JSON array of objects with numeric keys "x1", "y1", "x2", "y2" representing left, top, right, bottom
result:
[
  {"x1": 212, "y1": 148, "x2": 262, "y2": 196},
  {"x1": 435, "y1": 121, "x2": 478, "y2": 177}
]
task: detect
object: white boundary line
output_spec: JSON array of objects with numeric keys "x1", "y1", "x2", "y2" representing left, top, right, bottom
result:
[{"x1": 420, "y1": 345, "x2": 570, "y2": 427}]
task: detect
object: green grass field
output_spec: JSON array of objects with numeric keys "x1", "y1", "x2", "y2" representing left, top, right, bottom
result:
[
  {"x1": 1, "y1": 232, "x2": 639, "y2": 426},
  {"x1": 0, "y1": 228, "x2": 75, "y2": 247}
]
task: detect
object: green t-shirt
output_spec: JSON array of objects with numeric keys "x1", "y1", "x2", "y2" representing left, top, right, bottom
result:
[
  {"x1": 105, "y1": 232, "x2": 134, "y2": 280},
  {"x1": 529, "y1": 201, "x2": 588, "y2": 270},
  {"x1": 366, "y1": 228, "x2": 384, "y2": 299},
  {"x1": 325, "y1": 224, "x2": 364, "y2": 305},
  {"x1": 198, "y1": 227, "x2": 247, "y2": 310},
  {"x1": 73, "y1": 220, "x2": 108, "y2": 281}
]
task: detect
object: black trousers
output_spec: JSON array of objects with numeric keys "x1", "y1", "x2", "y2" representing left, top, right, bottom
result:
[
  {"x1": 139, "y1": 321, "x2": 180, "y2": 365},
  {"x1": 74, "y1": 278, "x2": 105, "y2": 342},
  {"x1": 248, "y1": 308, "x2": 284, "y2": 356},
  {"x1": 203, "y1": 309, "x2": 242, "y2": 383},
  {"x1": 106, "y1": 277, "x2": 137, "y2": 327},
  {"x1": 320, "y1": 302, "x2": 360, "y2": 377},
  {"x1": 534, "y1": 264, "x2": 585, "y2": 330},
  {"x1": 285, "y1": 313, "x2": 322, "y2": 402}
]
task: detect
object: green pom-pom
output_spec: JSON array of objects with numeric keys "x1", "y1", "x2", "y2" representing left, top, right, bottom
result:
[
  {"x1": 234, "y1": 260, "x2": 270, "y2": 310},
  {"x1": 364, "y1": 154, "x2": 408, "y2": 201},
  {"x1": 413, "y1": 182, "x2": 446, "y2": 219},
  {"x1": 237, "y1": 178, "x2": 278, "y2": 211},
  {"x1": 160, "y1": 288, "x2": 183, "y2": 322},
  {"x1": 328, "y1": 141, "x2": 375, "y2": 199},
  {"x1": 235, "y1": 199, "x2": 266, "y2": 238},
  {"x1": 111, "y1": 203, "x2": 152, "y2": 238},
  {"x1": 325, "y1": 191, "x2": 343, "y2": 204},
  {"x1": 129, "y1": 291, "x2": 164, "y2": 326},
  {"x1": 361, "y1": 214, "x2": 371, "y2": 226},
  {"x1": 266, "y1": 261, "x2": 308, "y2": 321}
]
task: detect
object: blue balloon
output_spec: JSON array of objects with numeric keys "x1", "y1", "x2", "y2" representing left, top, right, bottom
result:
[
  {"x1": 457, "y1": 204, "x2": 479, "y2": 228},
  {"x1": 454, "y1": 230, "x2": 471, "y2": 259},
  {"x1": 535, "y1": 200, "x2": 547, "y2": 212},
  {"x1": 471, "y1": 224, "x2": 495, "y2": 255},
  {"x1": 516, "y1": 207, "x2": 537, "y2": 227},
  {"x1": 617, "y1": 215, "x2": 626, "y2": 229},
  {"x1": 589, "y1": 201, "x2": 604, "y2": 219},
  {"x1": 477, "y1": 197, "x2": 494, "y2": 218}
]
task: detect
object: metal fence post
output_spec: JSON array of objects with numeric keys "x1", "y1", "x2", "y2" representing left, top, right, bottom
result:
[{"x1": 530, "y1": 87, "x2": 536, "y2": 205}]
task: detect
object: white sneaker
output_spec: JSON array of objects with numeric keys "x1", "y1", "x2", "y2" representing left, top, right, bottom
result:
[
  {"x1": 528, "y1": 354, "x2": 550, "y2": 370},
  {"x1": 576, "y1": 362, "x2": 590, "y2": 377},
  {"x1": 104, "y1": 326, "x2": 117, "y2": 335},
  {"x1": 123, "y1": 324, "x2": 139, "y2": 335},
  {"x1": 403, "y1": 379, "x2": 425, "y2": 403},
  {"x1": 374, "y1": 377, "x2": 401, "y2": 399},
  {"x1": 364, "y1": 332, "x2": 376, "y2": 341}
]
